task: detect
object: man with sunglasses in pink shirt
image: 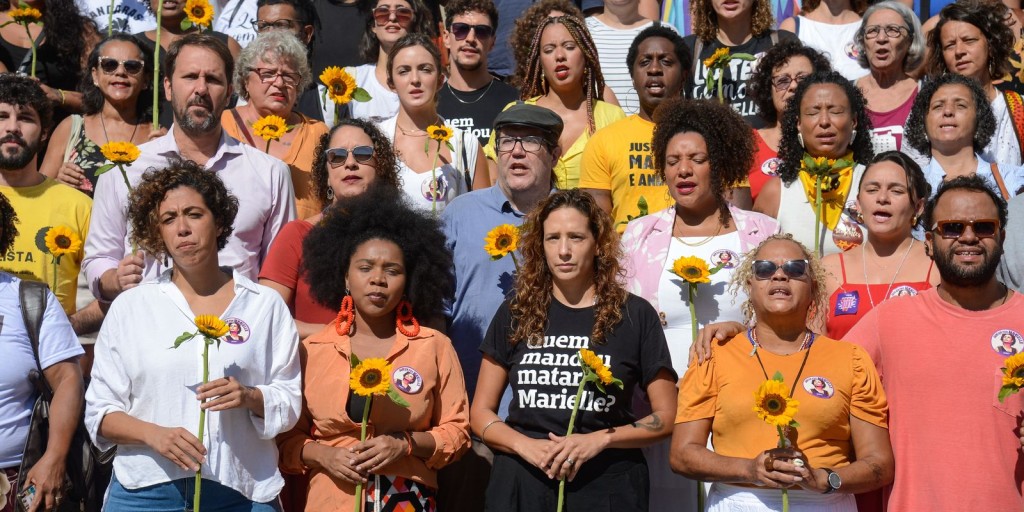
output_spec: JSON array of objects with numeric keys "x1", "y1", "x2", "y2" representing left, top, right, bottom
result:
[{"x1": 846, "y1": 174, "x2": 1024, "y2": 511}]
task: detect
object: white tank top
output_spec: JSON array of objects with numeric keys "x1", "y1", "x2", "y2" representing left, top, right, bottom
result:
[
  {"x1": 777, "y1": 163, "x2": 866, "y2": 256},
  {"x1": 796, "y1": 16, "x2": 869, "y2": 82}
]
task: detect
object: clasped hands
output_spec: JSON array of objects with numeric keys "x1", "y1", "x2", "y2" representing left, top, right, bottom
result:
[
  {"x1": 515, "y1": 431, "x2": 609, "y2": 482},
  {"x1": 751, "y1": 447, "x2": 829, "y2": 493}
]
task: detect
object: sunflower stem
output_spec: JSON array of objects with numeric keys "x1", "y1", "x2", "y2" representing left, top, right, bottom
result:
[
  {"x1": 51, "y1": 256, "x2": 58, "y2": 300},
  {"x1": 689, "y1": 283, "x2": 705, "y2": 511},
  {"x1": 353, "y1": 395, "x2": 372, "y2": 512},
  {"x1": 152, "y1": 6, "x2": 162, "y2": 131},
  {"x1": 814, "y1": 175, "x2": 823, "y2": 257},
  {"x1": 107, "y1": 0, "x2": 115, "y2": 35},
  {"x1": 193, "y1": 337, "x2": 211, "y2": 512},
  {"x1": 265, "y1": 139, "x2": 271, "y2": 153},
  {"x1": 429, "y1": 141, "x2": 440, "y2": 215},
  {"x1": 557, "y1": 378, "x2": 587, "y2": 512},
  {"x1": 716, "y1": 67, "x2": 724, "y2": 103}
]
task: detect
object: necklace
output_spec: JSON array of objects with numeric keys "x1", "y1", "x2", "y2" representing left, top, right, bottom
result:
[
  {"x1": 445, "y1": 80, "x2": 494, "y2": 104},
  {"x1": 397, "y1": 116, "x2": 443, "y2": 137},
  {"x1": 748, "y1": 327, "x2": 815, "y2": 398},
  {"x1": 861, "y1": 239, "x2": 914, "y2": 309},
  {"x1": 99, "y1": 112, "x2": 140, "y2": 145},
  {"x1": 673, "y1": 220, "x2": 724, "y2": 247}
]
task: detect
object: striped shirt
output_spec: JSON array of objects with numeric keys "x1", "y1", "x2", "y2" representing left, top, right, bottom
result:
[{"x1": 586, "y1": 17, "x2": 654, "y2": 116}]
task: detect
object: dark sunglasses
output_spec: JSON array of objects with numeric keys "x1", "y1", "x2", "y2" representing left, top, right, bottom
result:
[
  {"x1": 98, "y1": 56, "x2": 144, "y2": 76},
  {"x1": 450, "y1": 22, "x2": 494, "y2": 40},
  {"x1": 326, "y1": 146, "x2": 375, "y2": 166},
  {"x1": 753, "y1": 259, "x2": 809, "y2": 280},
  {"x1": 372, "y1": 6, "x2": 414, "y2": 27},
  {"x1": 931, "y1": 219, "x2": 1000, "y2": 239}
]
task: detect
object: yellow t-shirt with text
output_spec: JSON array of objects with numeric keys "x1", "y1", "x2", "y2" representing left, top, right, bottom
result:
[{"x1": 0, "y1": 178, "x2": 91, "y2": 314}]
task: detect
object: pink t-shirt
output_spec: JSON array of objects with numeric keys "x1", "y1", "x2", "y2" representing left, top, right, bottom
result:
[{"x1": 846, "y1": 288, "x2": 1024, "y2": 511}]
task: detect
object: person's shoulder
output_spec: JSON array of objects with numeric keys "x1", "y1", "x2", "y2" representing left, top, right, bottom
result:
[
  {"x1": 444, "y1": 186, "x2": 496, "y2": 213},
  {"x1": 490, "y1": 78, "x2": 519, "y2": 99},
  {"x1": 775, "y1": 29, "x2": 798, "y2": 42},
  {"x1": 593, "y1": 101, "x2": 626, "y2": 122},
  {"x1": 39, "y1": 177, "x2": 92, "y2": 205}
]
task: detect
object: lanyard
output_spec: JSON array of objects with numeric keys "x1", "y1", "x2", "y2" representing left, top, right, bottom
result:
[{"x1": 748, "y1": 327, "x2": 815, "y2": 397}]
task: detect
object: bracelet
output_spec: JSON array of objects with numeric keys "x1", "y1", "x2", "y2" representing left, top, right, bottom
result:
[
  {"x1": 481, "y1": 419, "x2": 503, "y2": 443},
  {"x1": 402, "y1": 431, "x2": 413, "y2": 456},
  {"x1": 57, "y1": 89, "x2": 66, "y2": 105}
]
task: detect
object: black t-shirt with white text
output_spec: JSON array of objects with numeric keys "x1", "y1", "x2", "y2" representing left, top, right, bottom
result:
[
  {"x1": 480, "y1": 293, "x2": 674, "y2": 439},
  {"x1": 437, "y1": 80, "x2": 520, "y2": 147}
]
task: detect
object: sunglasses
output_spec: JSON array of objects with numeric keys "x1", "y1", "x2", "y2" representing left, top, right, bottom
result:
[
  {"x1": 326, "y1": 146, "x2": 375, "y2": 166},
  {"x1": 930, "y1": 218, "x2": 1000, "y2": 239},
  {"x1": 450, "y1": 22, "x2": 494, "y2": 40},
  {"x1": 752, "y1": 259, "x2": 810, "y2": 280},
  {"x1": 98, "y1": 56, "x2": 144, "y2": 76},
  {"x1": 372, "y1": 6, "x2": 414, "y2": 27}
]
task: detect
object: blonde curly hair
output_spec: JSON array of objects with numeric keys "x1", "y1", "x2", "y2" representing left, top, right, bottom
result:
[{"x1": 728, "y1": 234, "x2": 829, "y2": 327}]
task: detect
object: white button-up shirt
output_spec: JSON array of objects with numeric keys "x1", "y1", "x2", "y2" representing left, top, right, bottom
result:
[
  {"x1": 84, "y1": 269, "x2": 301, "y2": 502},
  {"x1": 83, "y1": 127, "x2": 296, "y2": 299}
]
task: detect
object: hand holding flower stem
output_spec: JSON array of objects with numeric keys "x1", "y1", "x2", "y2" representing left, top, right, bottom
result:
[
  {"x1": 349, "y1": 355, "x2": 409, "y2": 512},
  {"x1": 754, "y1": 372, "x2": 800, "y2": 512},
  {"x1": 424, "y1": 124, "x2": 454, "y2": 215}
]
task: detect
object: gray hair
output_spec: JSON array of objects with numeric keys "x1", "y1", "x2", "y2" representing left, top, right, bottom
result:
[
  {"x1": 855, "y1": 0, "x2": 925, "y2": 71},
  {"x1": 233, "y1": 31, "x2": 312, "y2": 100}
]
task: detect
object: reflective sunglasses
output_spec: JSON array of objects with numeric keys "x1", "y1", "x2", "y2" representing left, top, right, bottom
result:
[
  {"x1": 326, "y1": 146, "x2": 375, "y2": 166},
  {"x1": 930, "y1": 218, "x2": 1000, "y2": 239},
  {"x1": 752, "y1": 259, "x2": 810, "y2": 280},
  {"x1": 373, "y1": 6, "x2": 414, "y2": 27},
  {"x1": 450, "y1": 22, "x2": 494, "y2": 40},
  {"x1": 98, "y1": 56, "x2": 145, "y2": 76}
]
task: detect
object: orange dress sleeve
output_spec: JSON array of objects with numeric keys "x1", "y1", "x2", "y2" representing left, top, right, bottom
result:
[
  {"x1": 675, "y1": 343, "x2": 721, "y2": 424},
  {"x1": 850, "y1": 344, "x2": 888, "y2": 429},
  {"x1": 424, "y1": 335, "x2": 472, "y2": 469}
]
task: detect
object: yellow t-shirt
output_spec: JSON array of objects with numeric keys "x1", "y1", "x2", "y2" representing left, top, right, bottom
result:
[
  {"x1": 0, "y1": 178, "x2": 91, "y2": 314},
  {"x1": 677, "y1": 332, "x2": 887, "y2": 472},
  {"x1": 578, "y1": 115, "x2": 672, "y2": 232},
  {"x1": 484, "y1": 98, "x2": 626, "y2": 189}
]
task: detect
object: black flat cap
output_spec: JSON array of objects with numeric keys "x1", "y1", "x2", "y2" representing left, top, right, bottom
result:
[{"x1": 493, "y1": 103, "x2": 564, "y2": 143}]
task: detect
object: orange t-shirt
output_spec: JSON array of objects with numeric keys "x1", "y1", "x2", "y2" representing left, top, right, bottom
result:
[{"x1": 676, "y1": 332, "x2": 887, "y2": 470}]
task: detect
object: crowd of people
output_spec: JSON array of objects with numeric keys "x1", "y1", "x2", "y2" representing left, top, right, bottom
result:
[{"x1": 2, "y1": 0, "x2": 1024, "y2": 511}]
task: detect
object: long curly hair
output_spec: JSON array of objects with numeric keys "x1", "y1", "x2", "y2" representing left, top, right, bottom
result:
[
  {"x1": 690, "y1": 0, "x2": 775, "y2": 43},
  {"x1": 30, "y1": 0, "x2": 94, "y2": 71},
  {"x1": 358, "y1": 0, "x2": 435, "y2": 63},
  {"x1": 310, "y1": 118, "x2": 401, "y2": 207},
  {"x1": 748, "y1": 40, "x2": 831, "y2": 125},
  {"x1": 0, "y1": 191, "x2": 19, "y2": 256},
  {"x1": 80, "y1": 34, "x2": 154, "y2": 117},
  {"x1": 903, "y1": 73, "x2": 996, "y2": 156},
  {"x1": 729, "y1": 233, "x2": 829, "y2": 327},
  {"x1": 519, "y1": 14, "x2": 604, "y2": 134},
  {"x1": 652, "y1": 97, "x2": 753, "y2": 227},
  {"x1": 301, "y1": 187, "x2": 453, "y2": 321},
  {"x1": 510, "y1": 189, "x2": 626, "y2": 346},
  {"x1": 777, "y1": 71, "x2": 874, "y2": 185},
  {"x1": 509, "y1": 0, "x2": 583, "y2": 88},
  {"x1": 925, "y1": 0, "x2": 1013, "y2": 80}
]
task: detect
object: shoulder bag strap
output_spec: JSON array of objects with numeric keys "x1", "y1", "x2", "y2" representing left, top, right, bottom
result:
[
  {"x1": 989, "y1": 162, "x2": 1011, "y2": 200},
  {"x1": 19, "y1": 280, "x2": 54, "y2": 398},
  {"x1": 770, "y1": 30, "x2": 778, "y2": 45},
  {"x1": 1002, "y1": 90, "x2": 1024, "y2": 163},
  {"x1": 691, "y1": 38, "x2": 704, "y2": 83},
  {"x1": 229, "y1": 109, "x2": 259, "y2": 147},
  {"x1": 460, "y1": 132, "x2": 471, "y2": 192},
  {"x1": 63, "y1": 114, "x2": 85, "y2": 163}
]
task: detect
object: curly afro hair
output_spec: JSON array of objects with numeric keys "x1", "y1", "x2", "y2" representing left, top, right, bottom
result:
[
  {"x1": 301, "y1": 187, "x2": 454, "y2": 320},
  {"x1": 310, "y1": 118, "x2": 401, "y2": 207},
  {"x1": 652, "y1": 97, "x2": 754, "y2": 226},
  {"x1": 748, "y1": 40, "x2": 831, "y2": 125},
  {"x1": 903, "y1": 73, "x2": 995, "y2": 156},
  {"x1": 128, "y1": 158, "x2": 239, "y2": 259},
  {"x1": 777, "y1": 71, "x2": 874, "y2": 185},
  {"x1": 0, "y1": 191, "x2": 19, "y2": 256},
  {"x1": 690, "y1": 0, "x2": 776, "y2": 43},
  {"x1": 0, "y1": 74, "x2": 54, "y2": 132},
  {"x1": 925, "y1": 0, "x2": 1014, "y2": 80}
]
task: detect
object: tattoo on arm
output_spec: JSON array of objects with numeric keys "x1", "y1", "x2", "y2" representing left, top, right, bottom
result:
[{"x1": 633, "y1": 413, "x2": 663, "y2": 432}]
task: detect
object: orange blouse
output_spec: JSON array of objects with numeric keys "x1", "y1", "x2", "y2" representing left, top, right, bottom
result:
[{"x1": 276, "y1": 326, "x2": 471, "y2": 510}]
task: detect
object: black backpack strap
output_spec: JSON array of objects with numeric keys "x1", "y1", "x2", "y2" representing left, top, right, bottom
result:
[{"x1": 19, "y1": 280, "x2": 54, "y2": 398}]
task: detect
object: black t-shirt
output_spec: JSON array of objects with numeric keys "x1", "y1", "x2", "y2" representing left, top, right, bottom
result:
[
  {"x1": 684, "y1": 30, "x2": 797, "y2": 129},
  {"x1": 437, "y1": 79, "x2": 520, "y2": 146},
  {"x1": 311, "y1": 0, "x2": 369, "y2": 76},
  {"x1": 480, "y1": 294, "x2": 674, "y2": 439}
]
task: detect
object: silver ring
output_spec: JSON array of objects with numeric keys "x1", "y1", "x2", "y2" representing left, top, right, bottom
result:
[{"x1": 566, "y1": 458, "x2": 575, "y2": 466}]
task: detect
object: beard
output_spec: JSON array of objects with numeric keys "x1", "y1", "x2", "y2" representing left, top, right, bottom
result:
[
  {"x1": 0, "y1": 134, "x2": 39, "y2": 170},
  {"x1": 933, "y1": 242, "x2": 1004, "y2": 287},
  {"x1": 172, "y1": 94, "x2": 220, "y2": 136}
]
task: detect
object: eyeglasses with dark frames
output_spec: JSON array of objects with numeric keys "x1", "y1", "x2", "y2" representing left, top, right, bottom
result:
[
  {"x1": 249, "y1": 67, "x2": 302, "y2": 87},
  {"x1": 930, "y1": 219, "x2": 1000, "y2": 239},
  {"x1": 770, "y1": 73, "x2": 809, "y2": 92},
  {"x1": 496, "y1": 135, "x2": 546, "y2": 154}
]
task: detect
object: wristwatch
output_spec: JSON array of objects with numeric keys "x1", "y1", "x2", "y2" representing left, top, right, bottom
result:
[{"x1": 823, "y1": 468, "x2": 842, "y2": 494}]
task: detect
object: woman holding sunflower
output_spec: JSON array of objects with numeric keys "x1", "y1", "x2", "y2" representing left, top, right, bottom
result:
[
  {"x1": 671, "y1": 234, "x2": 894, "y2": 511},
  {"x1": 472, "y1": 189, "x2": 676, "y2": 511},
  {"x1": 85, "y1": 159, "x2": 302, "y2": 511},
  {"x1": 620, "y1": 97, "x2": 779, "y2": 510},
  {"x1": 277, "y1": 188, "x2": 470, "y2": 511},
  {"x1": 380, "y1": 34, "x2": 487, "y2": 212}
]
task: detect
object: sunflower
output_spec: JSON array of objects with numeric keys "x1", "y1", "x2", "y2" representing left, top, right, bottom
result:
[
  {"x1": 43, "y1": 226, "x2": 82, "y2": 257},
  {"x1": 9, "y1": 5, "x2": 42, "y2": 23},
  {"x1": 579, "y1": 349, "x2": 614, "y2": 385},
  {"x1": 672, "y1": 255, "x2": 711, "y2": 284},
  {"x1": 753, "y1": 379, "x2": 799, "y2": 428},
  {"x1": 1002, "y1": 353, "x2": 1024, "y2": 387},
  {"x1": 484, "y1": 224, "x2": 519, "y2": 258},
  {"x1": 427, "y1": 124, "x2": 453, "y2": 144},
  {"x1": 703, "y1": 47, "x2": 729, "y2": 69},
  {"x1": 184, "y1": 0, "x2": 214, "y2": 27},
  {"x1": 320, "y1": 66, "x2": 357, "y2": 105},
  {"x1": 195, "y1": 315, "x2": 229, "y2": 339},
  {"x1": 100, "y1": 141, "x2": 141, "y2": 165},
  {"x1": 252, "y1": 115, "x2": 290, "y2": 142},
  {"x1": 351, "y1": 358, "x2": 393, "y2": 397}
]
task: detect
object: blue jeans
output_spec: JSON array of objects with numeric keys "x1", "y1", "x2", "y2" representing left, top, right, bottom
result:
[{"x1": 105, "y1": 473, "x2": 282, "y2": 512}]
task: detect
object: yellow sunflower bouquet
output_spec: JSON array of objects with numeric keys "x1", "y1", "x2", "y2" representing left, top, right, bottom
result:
[
  {"x1": 799, "y1": 154, "x2": 854, "y2": 256},
  {"x1": 181, "y1": 0, "x2": 213, "y2": 31},
  {"x1": 671, "y1": 255, "x2": 725, "y2": 345},
  {"x1": 556, "y1": 349, "x2": 623, "y2": 512},
  {"x1": 999, "y1": 353, "x2": 1024, "y2": 402},
  {"x1": 484, "y1": 224, "x2": 520, "y2": 271},
  {"x1": 423, "y1": 124, "x2": 455, "y2": 214},
  {"x1": 754, "y1": 371, "x2": 801, "y2": 512},
  {"x1": 2, "y1": 3, "x2": 43, "y2": 77},
  {"x1": 42, "y1": 226, "x2": 82, "y2": 295},
  {"x1": 172, "y1": 314, "x2": 230, "y2": 512},
  {"x1": 349, "y1": 355, "x2": 409, "y2": 512},
  {"x1": 252, "y1": 115, "x2": 292, "y2": 153},
  {"x1": 320, "y1": 66, "x2": 372, "y2": 125},
  {"x1": 702, "y1": 47, "x2": 754, "y2": 103}
]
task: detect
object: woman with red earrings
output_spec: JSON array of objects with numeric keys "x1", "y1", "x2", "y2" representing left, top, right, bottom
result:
[{"x1": 276, "y1": 187, "x2": 470, "y2": 511}]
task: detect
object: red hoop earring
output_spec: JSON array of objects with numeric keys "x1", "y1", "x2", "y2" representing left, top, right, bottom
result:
[
  {"x1": 335, "y1": 295, "x2": 354, "y2": 336},
  {"x1": 395, "y1": 299, "x2": 420, "y2": 337}
]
